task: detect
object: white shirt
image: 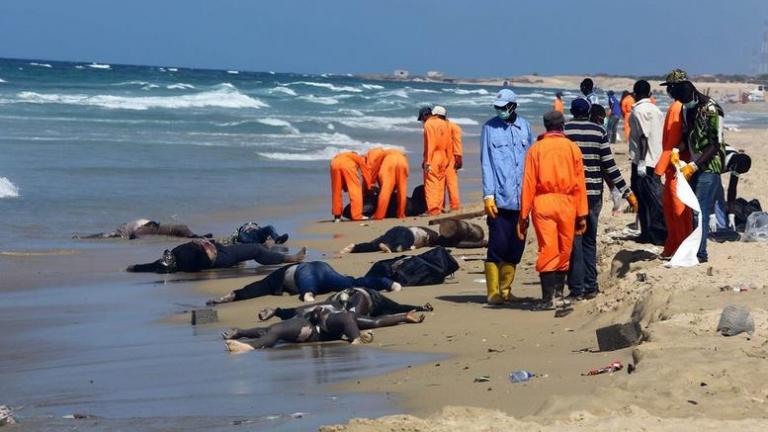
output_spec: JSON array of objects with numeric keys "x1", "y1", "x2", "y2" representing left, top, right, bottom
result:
[{"x1": 629, "y1": 98, "x2": 664, "y2": 167}]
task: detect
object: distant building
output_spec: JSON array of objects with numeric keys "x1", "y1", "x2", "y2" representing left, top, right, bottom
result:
[
  {"x1": 426, "y1": 70, "x2": 444, "y2": 79},
  {"x1": 394, "y1": 69, "x2": 410, "y2": 79}
]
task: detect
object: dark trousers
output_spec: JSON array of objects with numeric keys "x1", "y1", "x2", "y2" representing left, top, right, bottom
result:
[
  {"x1": 606, "y1": 116, "x2": 620, "y2": 143},
  {"x1": 213, "y1": 243, "x2": 286, "y2": 268},
  {"x1": 568, "y1": 196, "x2": 602, "y2": 295},
  {"x1": 691, "y1": 172, "x2": 722, "y2": 261},
  {"x1": 486, "y1": 209, "x2": 526, "y2": 264},
  {"x1": 630, "y1": 165, "x2": 667, "y2": 245},
  {"x1": 352, "y1": 226, "x2": 415, "y2": 253}
]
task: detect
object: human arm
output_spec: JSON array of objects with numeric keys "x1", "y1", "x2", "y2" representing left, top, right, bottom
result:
[
  {"x1": 518, "y1": 146, "x2": 537, "y2": 239},
  {"x1": 480, "y1": 124, "x2": 496, "y2": 207},
  {"x1": 572, "y1": 145, "x2": 588, "y2": 218}
]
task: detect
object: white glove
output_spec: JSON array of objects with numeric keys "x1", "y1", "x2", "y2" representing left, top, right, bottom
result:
[
  {"x1": 708, "y1": 214, "x2": 718, "y2": 233},
  {"x1": 636, "y1": 161, "x2": 647, "y2": 177},
  {"x1": 728, "y1": 213, "x2": 736, "y2": 231}
]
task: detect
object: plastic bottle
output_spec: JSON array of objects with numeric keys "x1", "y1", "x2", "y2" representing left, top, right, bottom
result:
[{"x1": 508, "y1": 370, "x2": 535, "y2": 383}]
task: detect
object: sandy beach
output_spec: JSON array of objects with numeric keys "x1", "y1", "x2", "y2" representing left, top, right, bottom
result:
[{"x1": 195, "y1": 125, "x2": 768, "y2": 430}]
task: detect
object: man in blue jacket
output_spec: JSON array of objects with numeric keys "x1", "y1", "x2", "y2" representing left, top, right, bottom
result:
[{"x1": 480, "y1": 89, "x2": 534, "y2": 305}]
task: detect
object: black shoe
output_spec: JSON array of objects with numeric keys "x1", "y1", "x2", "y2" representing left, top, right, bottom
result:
[
  {"x1": 697, "y1": 256, "x2": 708, "y2": 263},
  {"x1": 583, "y1": 290, "x2": 600, "y2": 300},
  {"x1": 566, "y1": 292, "x2": 584, "y2": 301},
  {"x1": 275, "y1": 233, "x2": 289, "y2": 244}
]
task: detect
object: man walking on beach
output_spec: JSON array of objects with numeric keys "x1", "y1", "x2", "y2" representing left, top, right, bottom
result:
[
  {"x1": 580, "y1": 78, "x2": 599, "y2": 106},
  {"x1": 655, "y1": 69, "x2": 693, "y2": 257},
  {"x1": 438, "y1": 106, "x2": 463, "y2": 212},
  {"x1": 480, "y1": 89, "x2": 534, "y2": 305},
  {"x1": 330, "y1": 151, "x2": 373, "y2": 222},
  {"x1": 422, "y1": 106, "x2": 452, "y2": 216},
  {"x1": 565, "y1": 99, "x2": 637, "y2": 300},
  {"x1": 518, "y1": 111, "x2": 587, "y2": 310},
  {"x1": 629, "y1": 80, "x2": 667, "y2": 245},
  {"x1": 606, "y1": 90, "x2": 622, "y2": 143},
  {"x1": 667, "y1": 76, "x2": 726, "y2": 263}
]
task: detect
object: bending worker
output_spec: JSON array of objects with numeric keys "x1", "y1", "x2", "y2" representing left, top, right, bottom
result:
[
  {"x1": 366, "y1": 148, "x2": 409, "y2": 220},
  {"x1": 439, "y1": 106, "x2": 463, "y2": 212},
  {"x1": 656, "y1": 69, "x2": 693, "y2": 257},
  {"x1": 330, "y1": 151, "x2": 373, "y2": 222},
  {"x1": 518, "y1": 111, "x2": 587, "y2": 310},
  {"x1": 481, "y1": 89, "x2": 534, "y2": 305},
  {"x1": 421, "y1": 105, "x2": 452, "y2": 215}
]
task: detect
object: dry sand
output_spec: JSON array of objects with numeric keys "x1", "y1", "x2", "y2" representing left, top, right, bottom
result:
[{"x1": 196, "y1": 126, "x2": 768, "y2": 430}]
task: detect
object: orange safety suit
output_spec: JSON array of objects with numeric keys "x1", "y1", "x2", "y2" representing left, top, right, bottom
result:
[
  {"x1": 553, "y1": 98, "x2": 564, "y2": 113},
  {"x1": 368, "y1": 149, "x2": 409, "y2": 219},
  {"x1": 330, "y1": 152, "x2": 371, "y2": 221},
  {"x1": 621, "y1": 95, "x2": 635, "y2": 141},
  {"x1": 520, "y1": 132, "x2": 588, "y2": 273},
  {"x1": 422, "y1": 116, "x2": 452, "y2": 215},
  {"x1": 445, "y1": 121, "x2": 463, "y2": 210},
  {"x1": 654, "y1": 100, "x2": 693, "y2": 257}
]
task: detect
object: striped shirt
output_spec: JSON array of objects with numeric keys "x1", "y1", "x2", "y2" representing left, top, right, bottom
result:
[{"x1": 564, "y1": 120, "x2": 629, "y2": 197}]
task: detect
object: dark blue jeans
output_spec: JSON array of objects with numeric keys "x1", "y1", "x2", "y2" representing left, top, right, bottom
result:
[
  {"x1": 568, "y1": 196, "x2": 602, "y2": 296},
  {"x1": 294, "y1": 262, "x2": 393, "y2": 298},
  {"x1": 691, "y1": 172, "x2": 722, "y2": 262}
]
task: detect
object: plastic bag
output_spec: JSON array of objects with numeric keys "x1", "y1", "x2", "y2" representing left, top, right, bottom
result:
[
  {"x1": 744, "y1": 212, "x2": 768, "y2": 242},
  {"x1": 667, "y1": 166, "x2": 702, "y2": 267},
  {"x1": 717, "y1": 305, "x2": 754, "y2": 336}
]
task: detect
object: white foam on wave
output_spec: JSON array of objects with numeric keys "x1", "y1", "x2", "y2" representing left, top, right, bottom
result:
[
  {"x1": 361, "y1": 84, "x2": 385, "y2": 90},
  {"x1": 405, "y1": 87, "x2": 440, "y2": 94},
  {"x1": 29, "y1": 62, "x2": 52, "y2": 68},
  {"x1": 0, "y1": 177, "x2": 19, "y2": 199},
  {"x1": 88, "y1": 63, "x2": 111, "y2": 70},
  {"x1": 227, "y1": 70, "x2": 239, "y2": 75},
  {"x1": 450, "y1": 117, "x2": 480, "y2": 126},
  {"x1": 257, "y1": 118, "x2": 300, "y2": 134},
  {"x1": 166, "y1": 83, "x2": 196, "y2": 90},
  {"x1": 113, "y1": 80, "x2": 151, "y2": 87},
  {"x1": 442, "y1": 88, "x2": 489, "y2": 95},
  {"x1": 287, "y1": 81, "x2": 362, "y2": 93},
  {"x1": 376, "y1": 89, "x2": 409, "y2": 98},
  {"x1": 74, "y1": 65, "x2": 85, "y2": 70},
  {"x1": 142, "y1": 84, "x2": 160, "y2": 90},
  {"x1": 332, "y1": 116, "x2": 420, "y2": 132},
  {"x1": 515, "y1": 98, "x2": 534, "y2": 103},
  {"x1": 270, "y1": 86, "x2": 298, "y2": 96},
  {"x1": 257, "y1": 133, "x2": 404, "y2": 161},
  {"x1": 338, "y1": 108, "x2": 364, "y2": 116},
  {"x1": 15, "y1": 83, "x2": 268, "y2": 110},
  {"x1": 168, "y1": 67, "x2": 178, "y2": 72},
  {"x1": 0, "y1": 78, "x2": 6, "y2": 83},
  {"x1": 299, "y1": 95, "x2": 340, "y2": 105}
]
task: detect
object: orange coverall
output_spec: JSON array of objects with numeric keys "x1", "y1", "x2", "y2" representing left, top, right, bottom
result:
[
  {"x1": 371, "y1": 150, "x2": 409, "y2": 219},
  {"x1": 330, "y1": 152, "x2": 371, "y2": 221},
  {"x1": 422, "y1": 116, "x2": 451, "y2": 215},
  {"x1": 621, "y1": 95, "x2": 635, "y2": 141},
  {"x1": 654, "y1": 100, "x2": 693, "y2": 257},
  {"x1": 445, "y1": 121, "x2": 463, "y2": 210},
  {"x1": 553, "y1": 98, "x2": 564, "y2": 113},
  {"x1": 520, "y1": 132, "x2": 588, "y2": 273}
]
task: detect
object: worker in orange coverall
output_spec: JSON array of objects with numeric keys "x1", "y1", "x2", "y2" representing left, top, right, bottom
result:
[
  {"x1": 330, "y1": 151, "x2": 371, "y2": 222},
  {"x1": 366, "y1": 148, "x2": 410, "y2": 220},
  {"x1": 421, "y1": 105, "x2": 452, "y2": 216},
  {"x1": 621, "y1": 91, "x2": 635, "y2": 142},
  {"x1": 437, "y1": 105, "x2": 463, "y2": 212},
  {"x1": 655, "y1": 69, "x2": 693, "y2": 257},
  {"x1": 518, "y1": 111, "x2": 588, "y2": 310}
]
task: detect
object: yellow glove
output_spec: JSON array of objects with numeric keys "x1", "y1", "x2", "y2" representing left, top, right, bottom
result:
[
  {"x1": 575, "y1": 216, "x2": 587, "y2": 236},
  {"x1": 681, "y1": 163, "x2": 697, "y2": 180},
  {"x1": 670, "y1": 148, "x2": 680, "y2": 167},
  {"x1": 516, "y1": 218, "x2": 528, "y2": 240},
  {"x1": 484, "y1": 196, "x2": 498, "y2": 219},
  {"x1": 626, "y1": 192, "x2": 639, "y2": 213}
]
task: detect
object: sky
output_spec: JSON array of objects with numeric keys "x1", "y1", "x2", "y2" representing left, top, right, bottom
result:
[{"x1": 1, "y1": 0, "x2": 767, "y2": 77}]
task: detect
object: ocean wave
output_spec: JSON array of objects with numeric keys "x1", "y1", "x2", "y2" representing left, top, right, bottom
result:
[
  {"x1": 361, "y1": 84, "x2": 385, "y2": 90},
  {"x1": 113, "y1": 80, "x2": 151, "y2": 87},
  {"x1": 258, "y1": 135, "x2": 404, "y2": 161},
  {"x1": 88, "y1": 63, "x2": 111, "y2": 70},
  {"x1": 29, "y1": 62, "x2": 53, "y2": 68},
  {"x1": 227, "y1": 70, "x2": 239, "y2": 75},
  {"x1": 287, "y1": 81, "x2": 363, "y2": 93},
  {"x1": 142, "y1": 84, "x2": 160, "y2": 90},
  {"x1": 442, "y1": 88, "x2": 489, "y2": 95},
  {"x1": 270, "y1": 86, "x2": 298, "y2": 96},
  {"x1": 450, "y1": 117, "x2": 480, "y2": 126},
  {"x1": 166, "y1": 83, "x2": 196, "y2": 90},
  {"x1": 0, "y1": 77, "x2": 6, "y2": 83},
  {"x1": 332, "y1": 116, "x2": 420, "y2": 132},
  {"x1": 376, "y1": 89, "x2": 409, "y2": 98},
  {"x1": 515, "y1": 98, "x2": 534, "y2": 103},
  {"x1": 214, "y1": 118, "x2": 300, "y2": 134},
  {"x1": 15, "y1": 84, "x2": 269, "y2": 110},
  {"x1": 0, "y1": 177, "x2": 19, "y2": 199},
  {"x1": 338, "y1": 108, "x2": 364, "y2": 116},
  {"x1": 74, "y1": 65, "x2": 85, "y2": 70},
  {"x1": 167, "y1": 67, "x2": 178, "y2": 72},
  {"x1": 299, "y1": 95, "x2": 340, "y2": 105}
]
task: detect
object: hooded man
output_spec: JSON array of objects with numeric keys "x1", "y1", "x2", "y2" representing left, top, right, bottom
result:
[
  {"x1": 480, "y1": 89, "x2": 534, "y2": 305},
  {"x1": 518, "y1": 111, "x2": 587, "y2": 310}
]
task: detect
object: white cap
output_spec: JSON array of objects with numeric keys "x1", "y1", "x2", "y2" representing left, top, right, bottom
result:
[{"x1": 431, "y1": 105, "x2": 447, "y2": 116}]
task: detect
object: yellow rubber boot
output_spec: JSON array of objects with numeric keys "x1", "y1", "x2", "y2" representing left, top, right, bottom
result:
[
  {"x1": 499, "y1": 263, "x2": 517, "y2": 302},
  {"x1": 485, "y1": 262, "x2": 503, "y2": 305}
]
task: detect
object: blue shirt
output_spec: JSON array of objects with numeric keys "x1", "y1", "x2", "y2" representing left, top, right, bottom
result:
[
  {"x1": 608, "y1": 94, "x2": 622, "y2": 117},
  {"x1": 480, "y1": 115, "x2": 534, "y2": 210}
]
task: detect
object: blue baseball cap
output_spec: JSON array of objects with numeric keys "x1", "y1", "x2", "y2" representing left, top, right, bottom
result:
[
  {"x1": 570, "y1": 98, "x2": 591, "y2": 116},
  {"x1": 493, "y1": 89, "x2": 517, "y2": 107}
]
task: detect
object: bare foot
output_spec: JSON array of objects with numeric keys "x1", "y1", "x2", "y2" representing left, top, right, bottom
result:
[
  {"x1": 405, "y1": 310, "x2": 426, "y2": 323},
  {"x1": 225, "y1": 340, "x2": 255, "y2": 353},
  {"x1": 422, "y1": 302, "x2": 434, "y2": 312},
  {"x1": 389, "y1": 281, "x2": 402, "y2": 292},
  {"x1": 207, "y1": 292, "x2": 235, "y2": 306},
  {"x1": 221, "y1": 328, "x2": 240, "y2": 340},
  {"x1": 302, "y1": 292, "x2": 315, "y2": 303},
  {"x1": 354, "y1": 330, "x2": 374, "y2": 344},
  {"x1": 258, "y1": 308, "x2": 276, "y2": 321},
  {"x1": 287, "y1": 247, "x2": 307, "y2": 263},
  {"x1": 340, "y1": 243, "x2": 355, "y2": 254},
  {"x1": 378, "y1": 243, "x2": 392, "y2": 253}
]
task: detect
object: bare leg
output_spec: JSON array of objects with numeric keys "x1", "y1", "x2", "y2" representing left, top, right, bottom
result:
[
  {"x1": 207, "y1": 292, "x2": 235, "y2": 306},
  {"x1": 225, "y1": 340, "x2": 255, "y2": 354}
]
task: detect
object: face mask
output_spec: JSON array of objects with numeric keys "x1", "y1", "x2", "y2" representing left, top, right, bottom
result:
[
  {"x1": 684, "y1": 99, "x2": 697, "y2": 109},
  {"x1": 496, "y1": 108, "x2": 511, "y2": 120}
]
